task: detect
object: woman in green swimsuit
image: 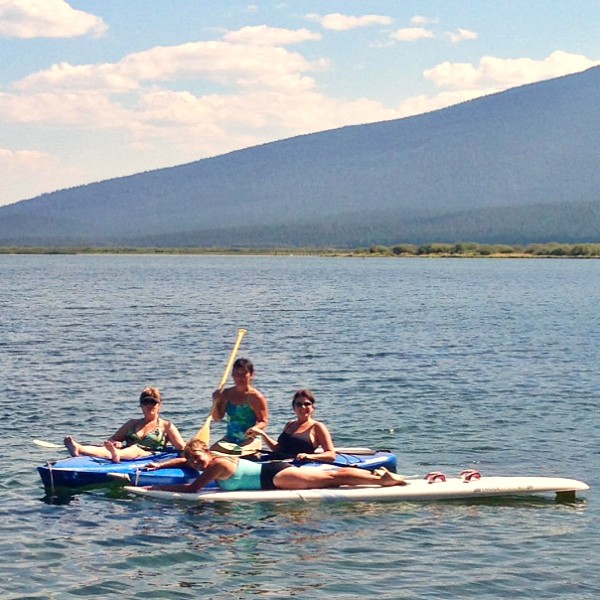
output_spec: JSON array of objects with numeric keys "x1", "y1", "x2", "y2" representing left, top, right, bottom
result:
[
  {"x1": 63, "y1": 387, "x2": 186, "y2": 463},
  {"x1": 211, "y1": 358, "x2": 269, "y2": 451},
  {"x1": 146, "y1": 439, "x2": 407, "y2": 493}
]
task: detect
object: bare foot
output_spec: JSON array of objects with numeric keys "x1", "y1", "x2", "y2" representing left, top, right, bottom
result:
[
  {"x1": 64, "y1": 435, "x2": 81, "y2": 457},
  {"x1": 378, "y1": 468, "x2": 408, "y2": 487},
  {"x1": 104, "y1": 440, "x2": 121, "y2": 463}
]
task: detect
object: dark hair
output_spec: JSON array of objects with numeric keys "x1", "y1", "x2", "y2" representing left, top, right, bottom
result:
[
  {"x1": 292, "y1": 389, "x2": 315, "y2": 406},
  {"x1": 232, "y1": 358, "x2": 254, "y2": 374}
]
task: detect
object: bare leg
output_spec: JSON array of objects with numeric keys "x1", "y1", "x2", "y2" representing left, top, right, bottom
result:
[
  {"x1": 64, "y1": 437, "x2": 149, "y2": 462},
  {"x1": 64, "y1": 436, "x2": 112, "y2": 460},
  {"x1": 273, "y1": 466, "x2": 407, "y2": 490},
  {"x1": 64, "y1": 435, "x2": 81, "y2": 457},
  {"x1": 377, "y1": 468, "x2": 408, "y2": 487},
  {"x1": 104, "y1": 440, "x2": 121, "y2": 463}
]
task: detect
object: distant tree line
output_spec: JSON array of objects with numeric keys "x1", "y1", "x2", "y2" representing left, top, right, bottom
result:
[
  {"x1": 2, "y1": 242, "x2": 600, "y2": 257},
  {"x1": 361, "y1": 242, "x2": 600, "y2": 257}
]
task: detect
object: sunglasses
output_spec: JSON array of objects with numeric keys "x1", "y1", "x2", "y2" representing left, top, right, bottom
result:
[
  {"x1": 294, "y1": 402, "x2": 313, "y2": 408},
  {"x1": 140, "y1": 397, "x2": 159, "y2": 407}
]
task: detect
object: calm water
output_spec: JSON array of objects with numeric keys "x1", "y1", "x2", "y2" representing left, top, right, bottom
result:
[{"x1": 1, "y1": 255, "x2": 598, "y2": 599}]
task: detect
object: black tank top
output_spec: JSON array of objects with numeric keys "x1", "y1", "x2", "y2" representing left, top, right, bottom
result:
[{"x1": 276, "y1": 430, "x2": 316, "y2": 456}]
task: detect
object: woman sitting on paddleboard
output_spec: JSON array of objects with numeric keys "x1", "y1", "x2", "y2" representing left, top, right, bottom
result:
[
  {"x1": 247, "y1": 389, "x2": 336, "y2": 462},
  {"x1": 63, "y1": 387, "x2": 185, "y2": 462},
  {"x1": 146, "y1": 438, "x2": 407, "y2": 493},
  {"x1": 211, "y1": 358, "x2": 268, "y2": 452}
]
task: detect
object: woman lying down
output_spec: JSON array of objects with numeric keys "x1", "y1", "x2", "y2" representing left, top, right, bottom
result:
[{"x1": 144, "y1": 439, "x2": 407, "y2": 493}]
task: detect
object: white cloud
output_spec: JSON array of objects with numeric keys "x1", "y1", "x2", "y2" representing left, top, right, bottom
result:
[
  {"x1": 224, "y1": 25, "x2": 321, "y2": 46},
  {"x1": 307, "y1": 12, "x2": 392, "y2": 31},
  {"x1": 390, "y1": 27, "x2": 435, "y2": 42},
  {"x1": 390, "y1": 50, "x2": 600, "y2": 121},
  {"x1": 2, "y1": 9, "x2": 599, "y2": 207},
  {"x1": 0, "y1": 147, "x2": 81, "y2": 205},
  {"x1": 0, "y1": 25, "x2": 399, "y2": 174},
  {"x1": 410, "y1": 15, "x2": 433, "y2": 26},
  {"x1": 12, "y1": 39, "x2": 326, "y2": 94},
  {"x1": 448, "y1": 28, "x2": 478, "y2": 43},
  {"x1": 0, "y1": 91, "x2": 132, "y2": 126},
  {"x1": 424, "y1": 50, "x2": 600, "y2": 90},
  {"x1": 0, "y1": 0, "x2": 107, "y2": 39},
  {"x1": 12, "y1": 62, "x2": 140, "y2": 93},
  {"x1": 0, "y1": 147, "x2": 57, "y2": 168},
  {"x1": 137, "y1": 87, "x2": 399, "y2": 141}
]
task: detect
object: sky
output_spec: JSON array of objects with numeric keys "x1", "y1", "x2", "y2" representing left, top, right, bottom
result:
[{"x1": 1, "y1": 1, "x2": 599, "y2": 207}]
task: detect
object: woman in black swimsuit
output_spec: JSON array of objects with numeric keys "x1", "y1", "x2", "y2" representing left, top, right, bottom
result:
[{"x1": 248, "y1": 389, "x2": 336, "y2": 463}]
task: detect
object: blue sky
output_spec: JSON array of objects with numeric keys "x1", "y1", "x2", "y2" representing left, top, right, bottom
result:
[{"x1": 1, "y1": 0, "x2": 599, "y2": 206}]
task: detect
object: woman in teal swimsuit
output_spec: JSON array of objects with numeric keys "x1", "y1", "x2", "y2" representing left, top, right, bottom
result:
[
  {"x1": 64, "y1": 387, "x2": 186, "y2": 463},
  {"x1": 146, "y1": 439, "x2": 407, "y2": 493},
  {"x1": 211, "y1": 358, "x2": 269, "y2": 451}
]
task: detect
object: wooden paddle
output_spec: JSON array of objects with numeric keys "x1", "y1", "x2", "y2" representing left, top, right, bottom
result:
[{"x1": 195, "y1": 328, "x2": 247, "y2": 444}]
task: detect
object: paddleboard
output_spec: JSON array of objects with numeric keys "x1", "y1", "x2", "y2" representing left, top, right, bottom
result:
[{"x1": 124, "y1": 474, "x2": 589, "y2": 504}]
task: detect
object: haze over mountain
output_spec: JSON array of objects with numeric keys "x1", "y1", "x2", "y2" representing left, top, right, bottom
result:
[{"x1": 1, "y1": 66, "x2": 599, "y2": 248}]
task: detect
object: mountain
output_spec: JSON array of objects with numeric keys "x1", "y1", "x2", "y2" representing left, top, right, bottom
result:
[{"x1": 1, "y1": 66, "x2": 599, "y2": 248}]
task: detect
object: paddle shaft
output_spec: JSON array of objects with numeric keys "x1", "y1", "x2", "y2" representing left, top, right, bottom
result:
[
  {"x1": 195, "y1": 328, "x2": 247, "y2": 442},
  {"x1": 217, "y1": 328, "x2": 248, "y2": 391}
]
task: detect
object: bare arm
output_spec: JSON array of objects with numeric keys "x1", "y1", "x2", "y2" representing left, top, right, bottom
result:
[
  {"x1": 248, "y1": 388, "x2": 269, "y2": 431},
  {"x1": 144, "y1": 456, "x2": 188, "y2": 470},
  {"x1": 164, "y1": 420, "x2": 186, "y2": 451},
  {"x1": 211, "y1": 389, "x2": 229, "y2": 422},
  {"x1": 148, "y1": 457, "x2": 235, "y2": 493},
  {"x1": 247, "y1": 426, "x2": 279, "y2": 451}
]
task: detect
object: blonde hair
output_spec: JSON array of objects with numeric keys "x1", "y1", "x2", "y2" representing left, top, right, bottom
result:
[
  {"x1": 139, "y1": 387, "x2": 161, "y2": 403},
  {"x1": 184, "y1": 439, "x2": 209, "y2": 461}
]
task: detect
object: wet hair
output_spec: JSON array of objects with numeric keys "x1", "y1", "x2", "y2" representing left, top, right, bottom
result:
[
  {"x1": 139, "y1": 386, "x2": 161, "y2": 404},
  {"x1": 232, "y1": 358, "x2": 254, "y2": 374},
  {"x1": 292, "y1": 389, "x2": 316, "y2": 406},
  {"x1": 184, "y1": 439, "x2": 210, "y2": 461}
]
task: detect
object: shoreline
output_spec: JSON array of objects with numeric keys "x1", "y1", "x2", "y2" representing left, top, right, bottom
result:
[
  {"x1": 1, "y1": 243, "x2": 600, "y2": 258},
  {"x1": 0, "y1": 248, "x2": 600, "y2": 260}
]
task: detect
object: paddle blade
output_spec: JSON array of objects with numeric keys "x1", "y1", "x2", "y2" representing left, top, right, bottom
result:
[
  {"x1": 195, "y1": 415, "x2": 212, "y2": 444},
  {"x1": 210, "y1": 440, "x2": 261, "y2": 457},
  {"x1": 195, "y1": 328, "x2": 248, "y2": 445},
  {"x1": 33, "y1": 439, "x2": 63, "y2": 449}
]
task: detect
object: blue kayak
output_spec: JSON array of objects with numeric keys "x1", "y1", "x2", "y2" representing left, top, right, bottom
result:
[{"x1": 38, "y1": 449, "x2": 398, "y2": 490}]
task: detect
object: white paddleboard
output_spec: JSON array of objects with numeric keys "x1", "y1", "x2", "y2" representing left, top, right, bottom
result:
[{"x1": 124, "y1": 475, "x2": 589, "y2": 504}]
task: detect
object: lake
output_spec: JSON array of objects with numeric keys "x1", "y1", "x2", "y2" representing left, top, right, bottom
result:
[{"x1": 1, "y1": 255, "x2": 598, "y2": 599}]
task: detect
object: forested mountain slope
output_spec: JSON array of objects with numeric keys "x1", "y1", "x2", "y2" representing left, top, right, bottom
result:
[{"x1": 1, "y1": 66, "x2": 599, "y2": 247}]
